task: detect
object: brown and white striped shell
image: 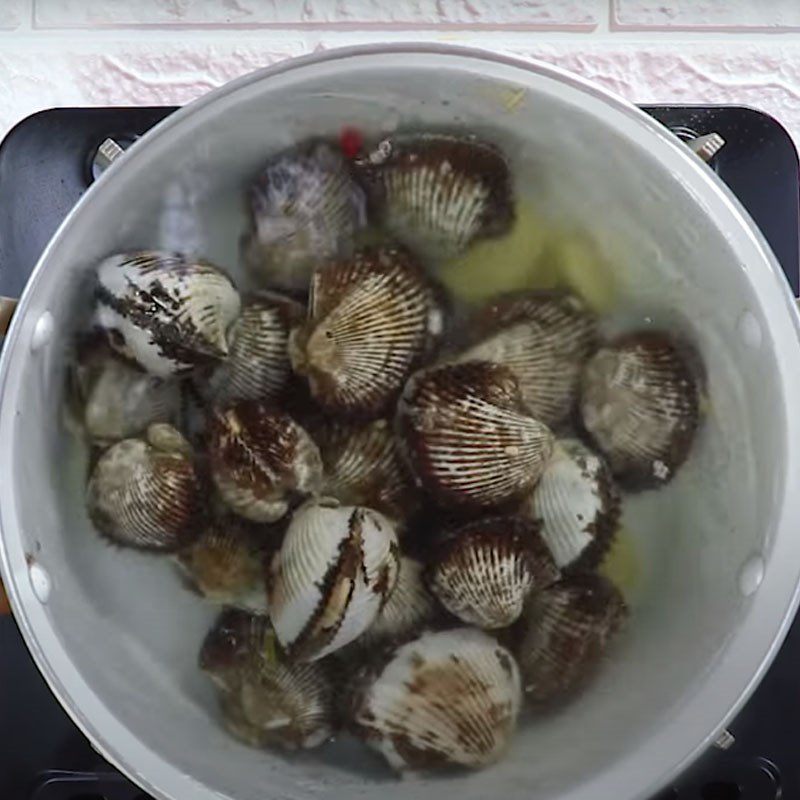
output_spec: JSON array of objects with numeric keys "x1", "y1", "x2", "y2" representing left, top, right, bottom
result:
[
  {"x1": 397, "y1": 360, "x2": 554, "y2": 508},
  {"x1": 289, "y1": 246, "x2": 442, "y2": 417},
  {"x1": 86, "y1": 423, "x2": 202, "y2": 551},
  {"x1": 71, "y1": 341, "x2": 181, "y2": 445},
  {"x1": 457, "y1": 291, "x2": 598, "y2": 428},
  {"x1": 208, "y1": 400, "x2": 323, "y2": 523},
  {"x1": 176, "y1": 516, "x2": 276, "y2": 612},
  {"x1": 268, "y1": 497, "x2": 400, "y2": 662},
  {"x1": 354, "y1": 133, "x2": 514, "y2": 261},
  {"x1": 580, "y1": 331, "x2": 700, "y2": 488},
  {"x1": 516, "y1": 574, "x2": 627, "y2": 705},
  {"x1": 203, "y1": 291, "x2": 304, "y2": 406},
  {"x1": 314, "y1": 418, "x2": 417, "y2": 520},
  {"x1": 525, "y1": 438, "x2": 620, "y2": 570},
  {"x1": 349, "y1": 627, "x2": 521, "y2": 772},
  {"x1": 199, "y1": 610, "x2": 335, "y2": 750},
  {"x1": 242, "y1": 141, "x2": 367, "y2": 292},
  {"x1": 427, "y1": 516, "x2": 559, "y2": 629},
  {"x1": 362, "y1": 556, "x2": 439, "y2": 645},
  {"x1": 94, "y1": 251, "x2": 241, "y2": 377}
]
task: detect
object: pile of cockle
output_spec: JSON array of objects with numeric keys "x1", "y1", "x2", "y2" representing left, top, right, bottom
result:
[{"x1": 73, "y1": 131, "x2": 701, "y2": 774}]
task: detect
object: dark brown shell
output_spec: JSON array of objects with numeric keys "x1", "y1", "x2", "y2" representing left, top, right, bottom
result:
[
  {"x1": 516, "y1": 574, "x2": 627, "y2": 705},
  {"x1": 580, "y1": 331, "x2": 700, "y2": 488},
  {"x1": 458, "y1": 291, "x2": 598, "y2": 428},
  {"x1": 354, "y1": 133, "x2": 514, "y2": 260},
  {"x1": 428, "y1": 516, "x2": 559, "y2": 630},
  {"x1": 289, "y1": 246, "x2": 442, "y2": 417},
  {"x1": 208, "y1": 400, "x2": 323, "y2": 522},
  {"x1": 397, "y1": 360, "x2": 554, "y2": 509},
  {"x1": 86, "y1": 424, "x2": 202, "y2": 551},
  {"x1": 313, "y1": 418, "x2": 418, "y2": 520}
]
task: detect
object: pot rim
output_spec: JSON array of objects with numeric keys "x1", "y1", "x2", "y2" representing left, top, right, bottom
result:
[{"x1": 2, "y1": 42, "x2": 800, "y2": 800}]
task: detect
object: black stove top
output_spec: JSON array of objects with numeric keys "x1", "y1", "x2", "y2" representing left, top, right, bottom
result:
[{"x1": 0, "y1": 105, "x2": 798, "y2": 800}]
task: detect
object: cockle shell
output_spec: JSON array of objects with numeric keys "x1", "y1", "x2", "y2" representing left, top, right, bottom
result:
[
  {"x1": 428, "y1": 517, "x2": 559, "y2": 630},
  {"x1": 349, "y1": 628, "x2": 521, "y2": 772},
  {"x1": 457, "y1": 291, "x2": 598, "y2": 428},
  {"x1": 516, "y1": 574, "x2": 627, "y2": 704},
  {"x1": 268, "y1": 497, "x2": 400, "y2": 662},
  {"x1": 525, "y1": 438, "x2": 620, "y2": 570},
  {"x1": 71, "y1": 342, "x2": 181, "y2": 444},
  {"x1": 94, "y1": 250, "x2": 241, "y2": 377},
  {"x1": 242, "y1": 141, "x2": 366, "y2": 291},
  {"x1": 199, "y1": 609, "x2": 335, "y2": 749},
  {"x1": 397, "y1": 360, "x2": 555, "y2": 508},
  {"x1": 208, "y1": 400, "x2": 323, "y2": 523},
  {"x1": 203, "y1": 291, "x2": 304, "y2": 406},
  {"x1": 580, "y1": 331, "x2": 700, "y2": 487},
  {"x1": 176, "y1": 516, "x2": 275, "y2": 612},
  {"x1": 362, "y1": 556, "x2": 439, "y2": 645},
  {"x1": 354, "y1": 133, "x2": 514, "y2": 261},
  {"x1": 289, "y1": 246, "x2": 442, "y2": 417},
  {"x1": 86, "y1": 423, "x2": 202, "y2": 551},
  {"x1": 314, "y1": 418, "x2": 417, "y2": 520}
]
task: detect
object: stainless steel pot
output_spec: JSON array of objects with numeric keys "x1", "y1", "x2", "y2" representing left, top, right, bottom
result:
[{"x1": 2, "y1": 44, "x2": 800, "y2": 800}]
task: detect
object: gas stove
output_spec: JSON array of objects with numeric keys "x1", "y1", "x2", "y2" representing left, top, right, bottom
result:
[{"x1": 0, "y1": 105, "x2": 798, "y2": 800}]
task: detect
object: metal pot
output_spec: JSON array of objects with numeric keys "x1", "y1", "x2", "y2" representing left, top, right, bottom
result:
[{"x1": 1, "y1": 44, "x2": 799, "y2": 800}]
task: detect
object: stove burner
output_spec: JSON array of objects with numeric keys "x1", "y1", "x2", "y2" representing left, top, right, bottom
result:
[{"x1": 0, "y1": 105, "x2": 797, "y2": 800}]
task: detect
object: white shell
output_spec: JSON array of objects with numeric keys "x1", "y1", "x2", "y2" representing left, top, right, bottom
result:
[
  {"x1": 526, "y1": 438, "x2": 620, "y2": 569},
  {"x1": 94, "y1": 251, "x2": 241, "y2": 377},
  {"x1": 268, "y1": 498, "x2": 399, "y2": 661},
  {"x1": 351, "y1": 628, "x2": 521, "y2": 772}
]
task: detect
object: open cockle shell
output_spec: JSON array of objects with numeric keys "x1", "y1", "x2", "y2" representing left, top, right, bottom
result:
[
  {"x1": 199, "y1": 609, "x2": 335, "y2": 750},
  {"x1": 525, "y1": 438, "x2": 621, "y2": 570},
  {"x1": 428, "y1": 516, "x2": 559, "y2": 630},
  {"x1": 397, "y1": 360, "x2": 554, "y2": 509},
  {"x1": 516, "y1": 574, "x2": 628, "y2": 705},
  {"x1": 353, "y1": 133, "x2": 514, "y2": 261},
  {"x1": 203, "y1": 291, "x2": 304, "y2": 407},
  {"x1": 580, "y1": 331, "x2": 700, "y2": 488},
  {"x1": 94, "y1": 250, "x2": 241, "y2": 378},
  {"x1": 457, "y1": 290, "x2": 598, "y2": 428},
  {"x1": 289, "y1": 246, "x2": 442, "y2": 417},
  {"x1": 349, "y1": 627, "x2": 522, "y2": 772},
  {"x1": 86, "y1": 423, "x2": 202, "y2": 551},
  {"x1": 242, "y1": 141, "x2": 366, "y2": 291},
  {"x1": 268, "y1": 497, "x2": 400, "y2": 662},
  {"x1": 208, "y1": 400, "x2": 323, "y2": 523}
]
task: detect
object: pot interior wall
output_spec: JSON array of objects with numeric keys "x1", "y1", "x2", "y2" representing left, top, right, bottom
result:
[{"x1": 1, "y1": 52, "x2": 788, "y2": 800}]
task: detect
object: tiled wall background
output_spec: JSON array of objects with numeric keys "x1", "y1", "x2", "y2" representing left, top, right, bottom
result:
[{"x1": 2, "y1": 0, "x2": 800, "y2": 144}]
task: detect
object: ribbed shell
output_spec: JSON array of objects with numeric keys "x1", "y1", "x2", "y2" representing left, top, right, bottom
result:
[
  {"x1": 526, "y1": 438, "x2": 620, "y2": 570},
  {"x1": 199, "y1": 609, "x2": 334, "y2": 749},
  {"x1": 580, "y1": 331, "x2": 700, "y2": 487},
  {"x1": 94, "y1": 251, "x2": 241, "y2": 377},
  {"x1": 208, "y1": 400, "x2": 322, "y2": 523},
  {"x1": 517, "y1": 574, "x2": 627, "y2": 704},
  {"x1": 458, "y1": 291, "x2": 598, "y2": 427},
  {"x1": 86, "y1": 423, "x2": 202, "y2": 551},
  {"x1": 397, "y1": 361, "x2": 554, "y2": 508},
  {"x1": 176, "y1": 517, "x2": 274, "y2": 612},
  {"x1": 362, "y1": 557, "x2": 439, "y2": 645},
  {"x1": 315, "y1": 418, "x2": 417, "y2": 520},
  {"x1": 428, "y1": 517, "x2": 559, "y2": 629},
  {"x1": 204, "y1": 291, "x2": 304, "y2": 406},
  {"x1": 289, "y1": 246, "x2": 442, "y2": 417},
  {"x1": 354, "y1": 134, "x2": 514, "y2": 261},
  {"x1": 74, "y1": 345, "x2": 181, "y2": 444},
  {"x1": 268, "y1": 498, "x2": 400, "y2": 662},
  {"x1": 242, "y1": 141, "x2": 366, "y2": 291},
  {"x1": 350, "y1": 628, "x2": 521, "y2": 772}
]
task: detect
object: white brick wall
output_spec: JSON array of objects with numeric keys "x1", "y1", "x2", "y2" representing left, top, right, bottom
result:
[{"x1": 3, "y1": 0, "x2": 800, "y2": 149}]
